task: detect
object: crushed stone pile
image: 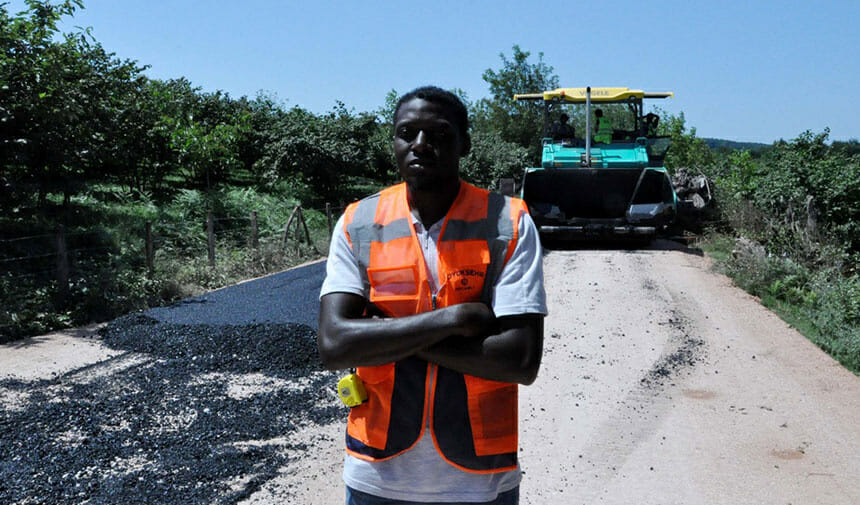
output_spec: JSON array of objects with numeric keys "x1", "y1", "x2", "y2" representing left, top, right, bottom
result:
[
  {"x1": 672, "y1": 167, "x2": 712, "y2": 210},
  {"x1": 672, "y1": 167, "x2": 717, "y2": 233},
  {"x1": 0, "y1": 313, "x2": 342, "y2": 505}
]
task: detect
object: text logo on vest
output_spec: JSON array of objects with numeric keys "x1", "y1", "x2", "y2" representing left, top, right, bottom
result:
[{"x1": 447, "y1": 268, "x2": 485, "y2": 292}]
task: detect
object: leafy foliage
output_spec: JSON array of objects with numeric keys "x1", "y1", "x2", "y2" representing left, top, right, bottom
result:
[
  {"x1": 808, "y1": 272, "x2": 860, "y2": 368},
  {"x1": 460, "y1": 131, "x2": 530, "y2": 189},
  {"x1": 707, "y1": 129, "x2": 860, "y2": 269},
  {"x1": 257, "y1": 103, "x2": 390, "y2": 205},
  {"x1": 662, "y1": 112, "x2": 715, "y2": 170},
  {"x1": 754, "y1": 130, "x2": 860, "y2": 257},
  {"x1": 1, "y1": 0, "x2": 148, "y2": 205},
  {"x1": 473, "y1": 45, "x2": 559, "y2": 156}
]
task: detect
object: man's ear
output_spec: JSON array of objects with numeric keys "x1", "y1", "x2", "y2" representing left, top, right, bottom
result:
[{"x1": 460, "y1": 133, "x2": 471, "y2": 157}]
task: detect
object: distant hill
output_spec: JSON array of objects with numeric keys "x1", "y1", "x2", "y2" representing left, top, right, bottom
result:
[{"x1": 703, "y1": 138, "x2": 770, "y2": 152}]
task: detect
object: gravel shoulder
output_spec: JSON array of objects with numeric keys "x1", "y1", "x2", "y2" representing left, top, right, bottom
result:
[{"x1": 3, "y1": 243, "x2": 859, "y2": 504}]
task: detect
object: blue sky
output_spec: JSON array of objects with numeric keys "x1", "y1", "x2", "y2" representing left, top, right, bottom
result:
[{"x1": 7, "y1": 0, "x2": 859, "y2": 143}]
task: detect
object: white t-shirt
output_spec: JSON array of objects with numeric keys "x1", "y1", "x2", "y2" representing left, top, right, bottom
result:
[{"x1": 320, "y1": 205, "x2": 547, "y2": 503}]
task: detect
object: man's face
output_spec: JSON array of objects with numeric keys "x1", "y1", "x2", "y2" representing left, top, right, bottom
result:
[{"x1": 393, "y1": 98, "x2": 465, "y2": 192}]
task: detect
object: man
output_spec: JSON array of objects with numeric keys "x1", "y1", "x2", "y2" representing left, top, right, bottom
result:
[
  {"x1": 642, "y1": 112, "x2": 660, "y2": 137},
  {"x1": 317, "y1": 86, "x2": 547, "y2": 504},
  {"x1": 550, "y1": 113, "x2": 575, "y2": 141},
  {"x1": 593, "y1": 108, "x2": 613, "y2": 144}
]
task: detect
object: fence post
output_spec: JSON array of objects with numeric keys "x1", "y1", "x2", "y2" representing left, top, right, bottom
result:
[
  {"x1": 283, "y1": 205, "x2": 300, "y2": 250},
  {"x1": 250, "y1": 211, "x2": 259, "y2": 249},
  {"x1": 326, "y1": 202, "x2": 333, "y2": 237},
  {"x1": 296, "y1": 205, "x2": 305, "y2": 252},
  {"x1": 55, "y1": 225, "x2": 69, "y2": 306},
  {"x1": 298, "y1": 207, "x2": 320, "y2": 254},
  {"x1": 145, "y1": 221, "x2": 154, "y2": 276},
  {"x1": 207, "y1": 211, "x2": 215, "y2": 267}
]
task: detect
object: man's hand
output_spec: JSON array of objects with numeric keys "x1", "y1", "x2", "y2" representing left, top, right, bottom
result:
[
  {"x1": 417, "y1": 314, "x2": 543, "y2": 385},
  {"x1": 318, "y1": 293, "x2": 542, "y2": 384},
  {"x1": 317, "y1": 293, "x2": 498, "y2": 370},
  {"x1": 451, "y1": 302, "x2": 496, "y2": 337}
]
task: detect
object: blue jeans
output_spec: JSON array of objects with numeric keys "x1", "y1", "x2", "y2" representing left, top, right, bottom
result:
[{"x1": 345, "y1": 486, "x2": 519, "y2": 505}]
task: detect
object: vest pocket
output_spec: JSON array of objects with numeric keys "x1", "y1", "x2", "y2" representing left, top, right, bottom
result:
[
  {"x1": 348, "y1": 363, "x2": 395, "y2": 449},
  {"x1": 367, "y1": 265, "x2": 422, "y2": 316},
  {"x1": 368, "y1": 265, "x2": 419, "y2": 300},
  {"x1": 463, "y1": 376, "x2": 518, "y2": 456}
]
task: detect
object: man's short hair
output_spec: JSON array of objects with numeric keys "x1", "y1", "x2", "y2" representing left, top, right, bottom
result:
[
  {"x1": 559, "y1": 113, "x2": 569, "y2": 122},
  {"x1": 394, "y1": 86, "x2": 469, "y2": 141}
]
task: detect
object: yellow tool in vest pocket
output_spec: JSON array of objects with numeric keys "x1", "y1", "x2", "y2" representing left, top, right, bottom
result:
[{"x1": 338, "y1": 373, "x2": 368, "y2": 407}]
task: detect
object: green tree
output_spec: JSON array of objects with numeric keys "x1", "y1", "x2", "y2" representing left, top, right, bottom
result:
[
  {"x1": 662, "y1": 111, "x2": 715, "y2": 171},
  {"x1": 473, "y1": 45, "x2": 559, "y2": 155},
  {"x1": 257, "y1": 103, "x2": 386, "y2": 204},
  {"x1": 755, "y1": 129, "x2": 860, "y2": 256},
  {"x1": 168, "y1": 117, "x2": 249, "y2": 190},
  {"x1": 237, "y1": 92, "x2": 287, "y2": 180},
  {"x1": 460, "y1": 131, "x2": 529, "y2": 189},
  {"x1": 1, "y1": 0, "x2": 147, "y2": 207},
  {"x1": 369, "y1": 89, "x2": 400, "y2": 182},
  {"x1": 141, "y1": 79, "x2": 274, "y2": 192}
]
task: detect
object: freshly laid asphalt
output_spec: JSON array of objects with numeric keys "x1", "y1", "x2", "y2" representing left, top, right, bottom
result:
[
  {"x1": 0, "y1": 259, "x2": 339, "y2": 505},
  {"x1": 147, "y1": 259, "x2": 327, "y2": 329}
]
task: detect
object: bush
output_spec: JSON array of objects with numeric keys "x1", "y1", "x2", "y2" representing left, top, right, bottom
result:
[
  {"x1": 724, "y1": 246, "x2": 812, "y2": 302},
  {"x1": 460, "y1": 131, "x2": 530, "y2": 189},
  {"x1": 705, "y1": 231, "x2": 860, "y2": 373},
  {"x1": 807, "y1": 272, "x2": 860, "y2": 370}
]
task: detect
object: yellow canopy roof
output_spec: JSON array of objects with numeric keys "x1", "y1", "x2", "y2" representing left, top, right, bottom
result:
[{"x1": 514, "y1": 87, "x2": 673, "y2": 102}]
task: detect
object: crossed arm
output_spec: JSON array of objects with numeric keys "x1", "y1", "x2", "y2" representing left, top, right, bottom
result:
[{"x1": 317, "y1": 292, "x2": 544, "y2": 385}]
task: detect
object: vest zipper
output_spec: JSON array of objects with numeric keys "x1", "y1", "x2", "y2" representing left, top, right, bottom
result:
[
  {"x1": 426, "y1": 363, "x2": 437, "y2": 431},
  {"x1": 426, "y1": 286, "x2": 437, "y2": 432}
]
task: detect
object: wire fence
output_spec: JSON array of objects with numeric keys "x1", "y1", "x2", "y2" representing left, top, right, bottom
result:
[{"x1": 0, "y1": 203, "x2": 345, "y2": 341}]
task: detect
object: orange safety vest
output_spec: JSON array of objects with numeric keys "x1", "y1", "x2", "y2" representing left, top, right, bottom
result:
[{"x1": 341, "y1": 181, "x2": 527, "y2": 473}]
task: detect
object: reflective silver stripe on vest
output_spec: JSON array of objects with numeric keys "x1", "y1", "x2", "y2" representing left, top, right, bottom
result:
[
  {"x1": 346, "y1": 193, "x2": 413, "y2": 292},
  {"x1": 345, "y1": 194, "x2": 378, "y2": 292},
  {"x1": 440, "y1": 192, "x2": 513, "y2": 242},
  {"x1": 347, "y1": 190, "x2": 519, "y2": 305}
]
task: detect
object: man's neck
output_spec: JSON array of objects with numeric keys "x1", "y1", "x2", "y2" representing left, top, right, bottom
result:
[{"x1": 406, "y1": 180, "x2": 461, "y2": 228}]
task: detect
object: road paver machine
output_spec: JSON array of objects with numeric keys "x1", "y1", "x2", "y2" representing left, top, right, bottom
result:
[{"x1": 514, "y1": 87, "x2": 677, "y2": 241}]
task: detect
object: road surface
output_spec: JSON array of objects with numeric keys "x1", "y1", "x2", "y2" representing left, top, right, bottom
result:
[
  {"x1": 519, "y1": 243, "x2": 860, "y2": 504},
  {"x1": 3, "y1": 243, "x2": 859, "y2": 504}
]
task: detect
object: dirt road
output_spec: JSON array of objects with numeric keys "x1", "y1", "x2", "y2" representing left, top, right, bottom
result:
[
  {"x1": 519, "y1": 242, "x2": 860, "y2": 505},
  {"x1": 271, "y1": 242, "x2": 860, "y2": 504},
  {"x1": 4, "y1": 243, "x2": 860, "y2": 504}
]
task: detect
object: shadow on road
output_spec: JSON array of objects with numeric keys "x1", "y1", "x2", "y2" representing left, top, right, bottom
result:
[
  {"x1": 1, "y1": 325, "x2": 105, "y2": 348},
  {"x1": 542, "y1": 237, "x2": 704, "y2": 257}
]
